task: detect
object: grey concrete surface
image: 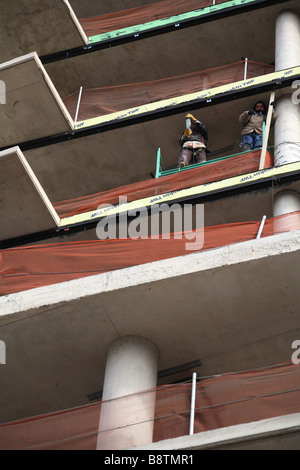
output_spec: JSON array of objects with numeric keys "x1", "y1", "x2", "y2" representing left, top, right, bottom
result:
[
  {"x1": 130, "y1": 413, "x2": 300, "y2": 450},
  {"x1": 0, "y1": 52, "x2": 73, "y2": 147},
  {"x1": 0, "y1": 147, "x2": 60, "y2": 241},
  {"x1": 0, "y1": 0, "x2": 86, "y2": 63}
]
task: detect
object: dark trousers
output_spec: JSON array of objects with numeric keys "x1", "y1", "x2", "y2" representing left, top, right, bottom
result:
[{"x1": 178, "y1": 147, "x2": 207, "y2": 167}]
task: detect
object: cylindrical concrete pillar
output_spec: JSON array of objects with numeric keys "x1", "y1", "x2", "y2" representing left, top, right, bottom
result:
[
  {"x1": 274, "y1": 94, "x2": 300, "y2": 165},
  {"x1": 274, "y1": 10, "x2": 300, "y2": 167},
  {"x1": 97, "y1": 336, "x2": 159, "y2": 450},
  {"x1": 274, "y1": 190, "x2": 300, "y2": 217},
  {"x1": 273, "y1": 190, "x2": 300, "y2": 232},
  {"x1": 275, "y1": 10, "x2": 300, "y2": 71}
]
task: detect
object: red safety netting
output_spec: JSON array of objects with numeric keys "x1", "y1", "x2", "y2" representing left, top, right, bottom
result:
[
  {"x1": 54, "y1": 149, "x2": 273, "y2": 218},
  {"x1": 0, "y1": 210, "x2": 300, "y2": 296},
  {"x1": 63, "y1": 61, "x2": 274, "y2": 121},
  {"x1": 79, "y1": 0, "x2": 228, "y2": 38},
  {"x1": 0, "y1": 362, "x2": 299, "y2": 450}
]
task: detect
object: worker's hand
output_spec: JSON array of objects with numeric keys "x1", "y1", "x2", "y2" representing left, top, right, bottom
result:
[
  {"x1": 183, "y1": 128, "x2": 192, "y2": 138},
  {"x1": 248, "y1": 110, "x2": 256, "y2": 115},
  {"x1": 185, "y1": 113, "x2": 196, "y2": 121}
]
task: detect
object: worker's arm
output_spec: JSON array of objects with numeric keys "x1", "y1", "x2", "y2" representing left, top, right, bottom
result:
[
  {"x1": 239, "y1": 111, "x2": 253, "y2": 125},
  {"x1": 193, "y1": 120, "x2": 208, "y2": 142}
]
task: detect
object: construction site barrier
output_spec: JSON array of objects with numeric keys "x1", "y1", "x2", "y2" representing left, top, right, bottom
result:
[
  {"x1": 0, "y1": 210, "x2": 299, "y2": 296},
  {"x1": 0, "y1": 362, "x2": 299, "y2": 450},
  {"x1": 62, "y1": 60, "x2": 274, "y2": 121}
]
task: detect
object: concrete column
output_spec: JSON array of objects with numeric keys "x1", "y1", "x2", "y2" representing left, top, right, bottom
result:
[
  {"x1": 274, "y1": 190, "x2": 300, "y2": 217},
  {"x1": 275, "y1": 10, "x2": 300, "y2": 71},
  {"x1": 274, "y1": 10, "x2": 300, "y2": 167},
  {"x1": 97, "y1": 336, "x2": 159, "y2": 450},
  {"x1": 273, "y1": 190, "x2": 300, "y2": 232}
]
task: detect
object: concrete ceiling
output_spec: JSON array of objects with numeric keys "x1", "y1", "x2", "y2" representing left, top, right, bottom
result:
[
  {"x1": 0, "y1": 0, "x2": 86, "y2": 63},
  {"x1": 0, "y1": 147, "x2": 59, "y2": 241},
  {"x1": 0, "y1": 229, "x2": 299, "y2": 422},
  {"x1": 0, "y1": 52, "x2": 73, "y2": 147}
]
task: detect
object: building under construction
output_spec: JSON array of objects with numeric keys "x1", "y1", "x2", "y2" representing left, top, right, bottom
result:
[{"x1": 0, "y1": 0, "x2": 300, "y2": 450}]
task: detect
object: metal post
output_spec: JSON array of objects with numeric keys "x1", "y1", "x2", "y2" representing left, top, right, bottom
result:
[
  {"x1": 256, "y1": 215, "x2": 267, "y2": 239},
  {"x1": 74, "y1": 86, "x2": 83, "y2": 124},
  {"x1": 243, "y1": 58, "x2": 248, "y2": 80},
  {"x1": 189, "y1": 372, "x2": 197, "y2": 435},
  {"x1": 155, "y1": 148, "x2": 161, "y2": 178}
]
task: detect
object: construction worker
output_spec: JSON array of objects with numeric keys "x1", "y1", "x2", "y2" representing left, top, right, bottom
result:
[
  {"x1": 239, "y1": 100, "x2": 276, "y2": 151},
  {"x1": 178, "y1": 113, "x2": 208, "y2": 168}
]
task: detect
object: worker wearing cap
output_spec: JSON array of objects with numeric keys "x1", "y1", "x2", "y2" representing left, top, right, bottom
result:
[
  {"x1": 239, "y1": 100, "x2": 276, "y2": 151},
  {"x1": 178, "y1": 113, "x2": 208, "y2": 168}
]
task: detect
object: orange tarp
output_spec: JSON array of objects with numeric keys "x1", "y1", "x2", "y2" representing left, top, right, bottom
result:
[
  {"x1": 0, "y1": 362, "x2": 299, "y2": 450},
  {"x1": 63, "y1": 61, "x2": 274, "y2": 121},
  {"x1": 1, "y1": 210, "x2": 300, "y2": 296},
  {"x1": 54, "y1": 149, "x2": 273, "y2": 218},
  {"x1": 79, "y1": 0, "x2": 228, "y2": 37}
]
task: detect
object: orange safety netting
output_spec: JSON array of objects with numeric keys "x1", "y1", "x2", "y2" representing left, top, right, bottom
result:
[
  {"x1": 79, "y1": 0, "x2": 228, "y2": 37},
  {"x1": 63, "y1": 61, "x2": 274, "y2": 121},
  {"x1": 54, "y1": 149, "x2": 273, "y2": 218},
  {"x1": 0, "y1": 210, "x2": 300, "y2": 296},
  {"x1": 0, "y1": 362, "x2": 299, "y2": 450}
]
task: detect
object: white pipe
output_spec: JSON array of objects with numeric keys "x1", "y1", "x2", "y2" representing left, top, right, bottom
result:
[
  {"x1": 189, "y1": 372, "x2": 197, "y2": 435},
  {"x1": 244, "y1": 58, "x2": 248, "y2": 80},
  {"x1": 256, "y1": 215, "x2": 267, "y2": 239},
  {"x1": 74, "y1": 86, "x2": 83, "y2": 124}
]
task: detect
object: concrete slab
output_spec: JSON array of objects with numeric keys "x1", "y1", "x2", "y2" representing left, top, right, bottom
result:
[
  {"x1": 0, "y1": 0, "x2": 87, "y2": 63},
  {"x1": 0, "y1": 147, "x2": 60, "y2": 241},
  {"x1": 0, "y1": 52, "x2": 74, "y2": 147},
  {"x1": 130, "y1": 413, "x2": 300, "y2": 450},
  {"x1": 0, "y1": 230, "x2": 299, "y2": 421}
]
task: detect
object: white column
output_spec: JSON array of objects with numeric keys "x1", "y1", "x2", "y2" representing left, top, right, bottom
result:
[
  {"x1": 273, "y1": 190, "x2": 300, "y2": 232},
  {"x1": 275, "y1": 10, "x2": 300, "y2": 71},
  {"x1": 274, "y1": 190, "x2": 300, "y2": 217},
  {"x1": 274, "y1": 10, "x2": 300, "y2": 167},
  {"x1": 274, "y1": 95, "x2": 300, "y2": 165},
  {"x1": 97, "y1": 336, "x2": 159, "y2": 450}
]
